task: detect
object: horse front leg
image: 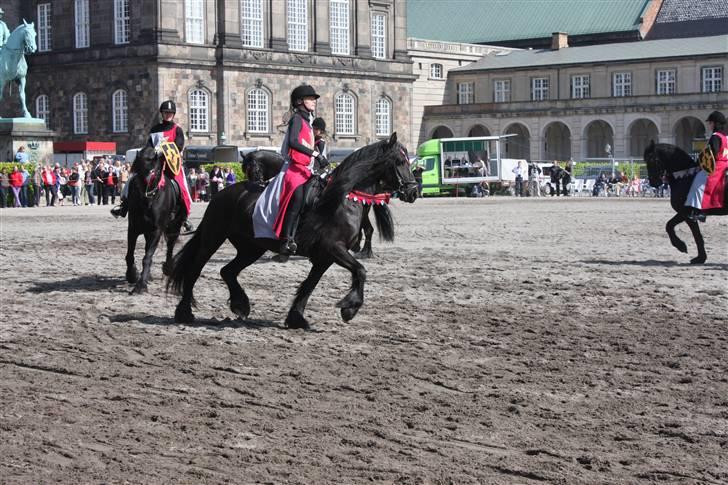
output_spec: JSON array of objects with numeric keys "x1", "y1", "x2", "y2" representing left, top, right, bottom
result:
[
  {"x1": 666, "y1": 213, "x2": 688, "y2": 254},
  {"x1": 685, "y1": 219, "x2": 707, "y2": 265},
  {"x1": 125, "y1": 227, "x2": 140, "y2": 284},
  {"x1": 285, "y1": 259, "x2": 333, "y2": 329},
  {"x1": 221, "y1": 237, "x2": 266, "y2": 320},
  {"x1": 18, "y1": 77, "x2": 31, "y2": 118},
  {"x1": 132, "y1": 229, "x2": 163, "y2": 294},
  {"x1": 330, "y1": 245, "x2": 367, "y2": 322}
]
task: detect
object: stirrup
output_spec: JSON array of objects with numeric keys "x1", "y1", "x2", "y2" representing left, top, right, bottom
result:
[
  {"x1": 280, "y1": 238, "x2": 297, "y2": 255},
  {"x1": 182, "y1": 220, "x2": 195, "y2": 232},
  {"x1": 110, "y1": 205, "x2": 126, "y2": 218}
]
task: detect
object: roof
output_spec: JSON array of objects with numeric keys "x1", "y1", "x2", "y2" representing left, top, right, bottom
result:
[
  {"x1": 406, "y1": 0, "x2": 651, "y2": 44},
  {"x1": 452, "y1": 34, "x2": 728, "y2": 72},
  {"x1": 647, "y1": 0, "x2": 728, "y2": 39},
  {"x1": 53, "y1": 141, "x2": 117, "y2": 153}
]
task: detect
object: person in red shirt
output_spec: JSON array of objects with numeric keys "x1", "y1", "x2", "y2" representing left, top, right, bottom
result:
[
  {"x1": 685, "y1": 111, "x2": 728, "y2": 222},
  {"x1": 8, "y1": 166, "x2": 23, "y2": 207}
]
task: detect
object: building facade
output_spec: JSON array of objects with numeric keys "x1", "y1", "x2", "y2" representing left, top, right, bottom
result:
[
  {"x1": 422, "y1": 34, "x2": 728, "y2": 161},
  {"x1": 1, "y1": 0, "x2": 414, "y2": 154}
]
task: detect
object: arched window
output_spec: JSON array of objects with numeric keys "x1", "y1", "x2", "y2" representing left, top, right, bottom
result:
[
  {"x1": 430, "y1": 63, "x2": 443, "y2": 79},
  {"x1": 36, "y1": 95, "x2": 50, "y2": 129},
  {"x1": 247, "y1": 88, "x2": 269, "y2": 133},
  {"x1": 329, "y1": 0, "x2": 350, "y2": 55},
  {"x1": 375, "y1": 97, "x2": 391, "y2": 136},
  {"x1": 335, "y1": 92, "x2": 355, "y2": 135},
  {"x1": 75, "y1": 0, "x2": 89, "y2": 48},
  {"x1": 185, "y1": 0, "x2": 205, "y2": 44},
  {"x1": 189, "y1": 89, "x2": 209, "y2": 132},
  {"x1": 73, "y1": 92, "x2": 88, "y2": 134},
  {"x1": 287, "y1": 0, "x2": 308, "y2": 51},
  {"x1": 112, "y1": 89, "x2": 128, "y2": 133}
]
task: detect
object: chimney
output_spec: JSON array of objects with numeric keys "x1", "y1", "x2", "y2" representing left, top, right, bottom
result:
[{"x1": 551, "y1": 32, "x2": 568, "y2": 50}]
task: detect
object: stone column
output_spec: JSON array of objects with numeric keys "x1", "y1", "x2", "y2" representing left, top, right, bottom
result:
[
  {"x1": 313, "y1": 0, "x2": 331, "y2": 54},
  {"x1": 216, "y1": 0, "x2": 242, "y2": 47},
  {"x1": 392, "y1": 0, "x2": 409, "y2": 60},
  {"x1": 157, "y1": 0, "x2": 181, "y2": 43},
  {"x1": 269, "y1": 0, "x2": 287, "y2": 50},
  {"x1": 354, "y1": 0, "x2": 371, "y2": 57}
]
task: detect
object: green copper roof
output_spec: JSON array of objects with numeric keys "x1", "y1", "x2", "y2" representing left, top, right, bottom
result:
[{"x1": 407, "y1": 0, "x2": 652, "y2": 44}]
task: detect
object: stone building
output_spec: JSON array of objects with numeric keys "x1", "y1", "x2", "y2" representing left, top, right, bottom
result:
[
  {"x1": 421, "y1": 34, "x2": 728, "y2": 161},
  {"x1": 1, "y1": 0, "x2": 413, "y2": 153}
]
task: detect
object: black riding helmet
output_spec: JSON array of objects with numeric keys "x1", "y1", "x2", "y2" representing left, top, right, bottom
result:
[
  {"x1": 706, "y1": 110, "x2": 726, "y2": 125},
  {"x1": 290, "y1": 85, "x2": 320, "y2": 109},
  {"x1": 159, "y1": 100, "x2": 176, "y2": 114},
  {"x1": 312, "y1": 117, "x2": 326, "y2": 132}
]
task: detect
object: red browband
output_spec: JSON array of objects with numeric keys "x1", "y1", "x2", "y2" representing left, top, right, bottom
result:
[{"x1": 346, "y1": 190, "x2": 391, "y2": 205}]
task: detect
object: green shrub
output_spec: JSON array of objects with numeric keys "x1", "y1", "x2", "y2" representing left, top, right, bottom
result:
[{"x1": 199, "y1": 162, "x2": 246, "y2": 183}]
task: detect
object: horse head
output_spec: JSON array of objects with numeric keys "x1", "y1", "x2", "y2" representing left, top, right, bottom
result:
[
  {"x1": 644, "y1": 141, "x2": 696, "y2": 187},
  {"x1": 132, "y1": 146, "x2": 161, "y2": 179},
  {"x1": 378, "y1": 133, "x2": 418, "y2": 203},
  {"x1": 6, "y1": 21, "x2": 37, "y2": 54}
]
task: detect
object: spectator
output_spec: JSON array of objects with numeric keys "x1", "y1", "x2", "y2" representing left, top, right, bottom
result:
[
  {"x1": 627, "y1": 175, "x2": 640, "y2": 197},
  {"x1": 528, "y1": 161, "x2": 542, "y2": 197},
  {"x1": 512, "y1": 160, "x2": 525, "y2": 197},
  {"x1": 412, "y1": 162, "x2": 425, "y2": 197},
  {"x1": 14, "y1": 145, "x2": 29, "y2": 164},
  {"x1": 209, "y1": 165, "x2": 223, "y2": 197},
  {"x1": 32, "y1": 163, "x2": 42, "y2": 207},
  {"x1": 56, "y1": 166, "x2": 68, "y2": 206},
  {"x1": 41, "y1": 165, "x2": 57, "y2": 206},
  {"x1": 68, "y1": 166, "x2": 81, "y2": 205},
  {"x1": 593, "y1": 172, "x2": 607, "y2": 196},
  {"x1": 19, "y1": 165, "x2": 30, "y2": 207},
  {"x1": 658, "y1": 174, "x2": 670, "y2": 198},
  {"x1": 197, "y1": 168, "x2": 209, "y2": 202},
  {"x1": 8, "y1": 166, "x2": 23, "y2": 207},
  {"x1": 0, "y1": 168, "x2": 9, "y2": 208},
  {"x1": 83, "y1": 161, "x2": 96, "y2": 205},
  {"x1": 550, "y1": 161, "x2": 563, "y2": 197},
  {"x1": 187, "y1": 168, "x2": 198, "y2": 202},
  {"x1": 92, "y1": 161, "x2": 104, "y2": 205},
  {"x1": 224, "y1": 167, "x2": 236, "y2": 187}
]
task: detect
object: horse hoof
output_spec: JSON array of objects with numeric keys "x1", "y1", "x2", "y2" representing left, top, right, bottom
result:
[
  {"x1": 356, "y1": 251, "x2": 373, "y2": 259},
  {"x1": 674, "y1": 241, "x2": 688, "y2": 253},
  {"x1": 131, "y1": 284, "x2": 147, "y2": 295},
  {"x1": 286, "y1": 310, "x2": 310, "y2": 330},
  {"x1": 690, "y1": 255, "x2": 706, "y2": 265},
  {"x1": 126, "y1": 269, "x2": 139, "y2": 284},
  {"x1": 175, "y1": 306, "x2": 195, "y2": 323},
  {"x1": 230, "y1": 301, "x2": 250, "y2": 320},
  {"x1": 340, "y1": 306, "x2": 360, "y2": 322}
]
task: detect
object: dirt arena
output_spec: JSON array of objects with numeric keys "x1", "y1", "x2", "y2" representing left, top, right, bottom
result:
[{"x1": 1, "y1": 196, "x2": 726, "y2": 484}]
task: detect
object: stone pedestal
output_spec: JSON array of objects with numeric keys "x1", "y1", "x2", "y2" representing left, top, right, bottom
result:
[{"x1": 0, "y1": 118, "x2": 56, "y2": 165}]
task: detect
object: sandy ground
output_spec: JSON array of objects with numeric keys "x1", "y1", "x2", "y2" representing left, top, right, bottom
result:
[{"x1": 0, "y1": 196, "x2": 727, "y2": 484}]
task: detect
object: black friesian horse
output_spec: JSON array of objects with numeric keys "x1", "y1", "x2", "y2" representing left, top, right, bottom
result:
[
  {"x1": 168, "y1": 133, "x2": 418, "y2": 328},
  {"x1": 125, "y1": 146, "x2": 185, "y2": 293},
  {"x1": 644, "y1": 141, "x2": 728, "y2": 264}
]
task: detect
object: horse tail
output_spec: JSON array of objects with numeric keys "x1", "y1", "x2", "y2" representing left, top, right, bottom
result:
[
  {"x1": 372, "y1": 203, "x2": 395, "y2": 242},
  {"x1": 166, "y1": 220, "x2": 205, "y2": 297}
]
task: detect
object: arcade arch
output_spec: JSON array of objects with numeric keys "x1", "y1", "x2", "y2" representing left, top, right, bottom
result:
[
  {"x1": 584, "y1": 120, "x2": 614, "y2": 158},
  {"x1": 468, "y1": 124, "x2": 490, "y2": 137},
  {"x1": 628, "y1": 119, "x2": 659, "y2": 158},
  {"x1": 674, "y1": 116, "x2": 705, "y2": 153},
  {"x1": 431, "y1": 125, "x2": 454, "y2": 139},
  {"x1": 543, "y1": 121, "x2": 571, "y2": 160},
  {"x1": 504, "y1": 123, "x2": 530, "y2": 159}
]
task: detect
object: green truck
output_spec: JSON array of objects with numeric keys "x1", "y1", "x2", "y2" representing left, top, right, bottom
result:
[{"x1": 415, "y1": 135, "x2": 524, "y2": 196}]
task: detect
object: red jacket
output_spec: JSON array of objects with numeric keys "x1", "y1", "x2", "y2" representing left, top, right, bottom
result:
[
  {"x1": 41, "y1": 170, "x2": 56, "y2": 186},
  {"x1": 9, "y1": 171, "x2": 23, "y2": 188}
]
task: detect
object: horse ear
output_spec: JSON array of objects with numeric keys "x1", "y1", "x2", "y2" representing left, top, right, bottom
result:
[
  {"x1": 387, "y1": 132, "x2": 398, "y2": 148},
  {"x1": 23, "y1": 19, "x2": 28, "y2": 25}
]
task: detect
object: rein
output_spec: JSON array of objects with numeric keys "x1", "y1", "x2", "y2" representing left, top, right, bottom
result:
[{"x1": 672, "y1": 167, "x2": 699, "y2": 179}]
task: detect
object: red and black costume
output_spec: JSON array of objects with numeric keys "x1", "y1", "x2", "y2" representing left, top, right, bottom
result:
[{"x1": 147, "y1": 120, "x2": 192, "y2": 217}]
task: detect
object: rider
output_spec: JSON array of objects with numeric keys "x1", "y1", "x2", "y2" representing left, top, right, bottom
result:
[
  {"x1": 111, "y1": 100, "x2": 194, "y2": 232},
  {"x1": 312, "y1": 117, "x2": 329, "y2": 172},
  {"x1": 273, "y1": 85, "x2": 323, "y2": 255},
  {"x1": 0, "y1": 8, "x2": 11, "y2": 49},
  {"x1": 685, "y1": 110, "x2": 728, "y2": 222}
]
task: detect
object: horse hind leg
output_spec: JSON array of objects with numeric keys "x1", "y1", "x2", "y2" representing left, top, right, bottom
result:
[
  {"x1": 125, "y1": 228, "x2": 140, "y2": 284},
  {"x1": 221, "y1": 237, "x2": 265, "y2": 320},
  {"x1": 666, "y1": 213, "x2": 688, "y2": 254},
  {"x1": 132, "y1": 229, "x2": 163, "y2": 294},
  {"x1": 356, "y1": 211, "x2": 375, "y2": 259}
]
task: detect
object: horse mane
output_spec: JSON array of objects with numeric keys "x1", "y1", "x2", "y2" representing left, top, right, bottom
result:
[
  {"x1": 131, "y1": 146, "x2": 157, "y2": 175},
  {"x1": 646, "y1": 142, "x2": 695, "y2": 168},
  {"x1": 315, "y1": 139, "x2": 391, "y2": 214}
]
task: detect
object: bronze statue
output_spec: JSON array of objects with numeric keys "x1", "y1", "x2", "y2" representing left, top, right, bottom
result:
[{"x1": 0, "y1": 11, "x2": 37, "y2": 119}]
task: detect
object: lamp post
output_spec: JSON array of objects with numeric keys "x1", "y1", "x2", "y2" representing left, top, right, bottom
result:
[{"x1": 605, "y1": 143, "x2": 614, "y2": 178}]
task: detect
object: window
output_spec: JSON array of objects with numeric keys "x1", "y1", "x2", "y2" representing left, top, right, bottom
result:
[
  {"x1": 458, "y1": 82, "x2": 474, "y2": 104},
  {"x1": 73, "y1": 92, "x2": 88, "y2": 134},
  {"x1": 531, "y1": 77, "x2": 549, "y2": 101},
  {"x1": 330, "y1": 0, "x2": 350, "y2": 55},
  {"x1": 335, "y1": 93, "x2": 355, "y2": 135},
  {"x1": 613, "y1": 72, "x2": 632, "y2": 97},
  {"x1": 371, "y1": 13, "x2": 386, "y2": 59},
  {"x1": 702, "y1": 66, "x2": 722, "y2": 93},
  {"x1": 114, "y1": 0, "x2": 130, "y2": 45},
  {"x1": 36, "y1": 95, "x2": 50, "y2": 129},
  {"x1": 430, "y1": 63, "x2": 443, "y2": 79},
  {"x1": 375, "y1": 97, "x2": 391, "y2": 136},
  {"x1": 75, "y1": 0, "x2": 89, "y2": 48},
  {"x1": 247, "y1": 88, "x2": 269, "y2": 133},
  {"x1": 37, "y1": 3, "x2": 52, "y2": 52},
  {"x1": 241, "y1": 0, "x2": 263, "y2": 48},
  {"x1": 493, "y1": 80, "x2": 510, "y2": 103},
  {"x1": 189, "y1": 89, "x2": 209, "y2": 132},
  {"x1": 656, "y1": 69, "x2": 676, "y2": 95},
  {"x1": 287, "y1": 0, "x2": 308, "y2": 51},
  {"x1": 185, "y1": 0, "x2": 205, "y2": 44},
  {"x1": 112, "y1": 89, "x2": 128, "y2": 133},
  {"x1": 571, "y1": 75, "x2": 590, "y2": 99}
]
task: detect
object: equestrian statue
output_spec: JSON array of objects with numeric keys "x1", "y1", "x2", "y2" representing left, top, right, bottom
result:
[{"x1": 0, "y1": 9, "x2": 37, "y2": 119}]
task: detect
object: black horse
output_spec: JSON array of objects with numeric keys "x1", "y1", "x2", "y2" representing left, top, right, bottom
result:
[
  {"x1": 246, "y1": 149, "x2": 378, "y2": 259},
  {"x1": 125, "y1": 146, "x2": 185, "y2": 293},
  {"x1": 167, "y1": 133, "x2": 418, "y2": 328},
  {"x1": 643, "y1": 141, "x2": 728, "y2": 264}
]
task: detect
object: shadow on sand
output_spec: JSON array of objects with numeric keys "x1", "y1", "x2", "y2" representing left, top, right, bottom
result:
[
  {"x1": 27, "y1": 275, "x2": 127, "y2": 293},
  {"x1": 107, "y1": 313, "x2": 311, "y2": 331},
  {"x1": 581, "y1": 259, "x2": 728, "y2": 269}
]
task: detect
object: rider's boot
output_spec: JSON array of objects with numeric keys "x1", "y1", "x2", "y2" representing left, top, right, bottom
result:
[
  {"x1": 279, "y1": 212, "x2": 300, "y2": 256},
  {"x1": 111, "y1": 197, "x2": 128, "y2": 218},
  {"x1": 182, "y1": 219, "x2": 195, "y2": 232},
  {"x1": 686, "y1": 207, "x2": 706, "y2": 223}
]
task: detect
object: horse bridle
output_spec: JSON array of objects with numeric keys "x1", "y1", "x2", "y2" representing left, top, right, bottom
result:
[{"x1": 392, "y1": 146, "x2": 416, "y2": 193}]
